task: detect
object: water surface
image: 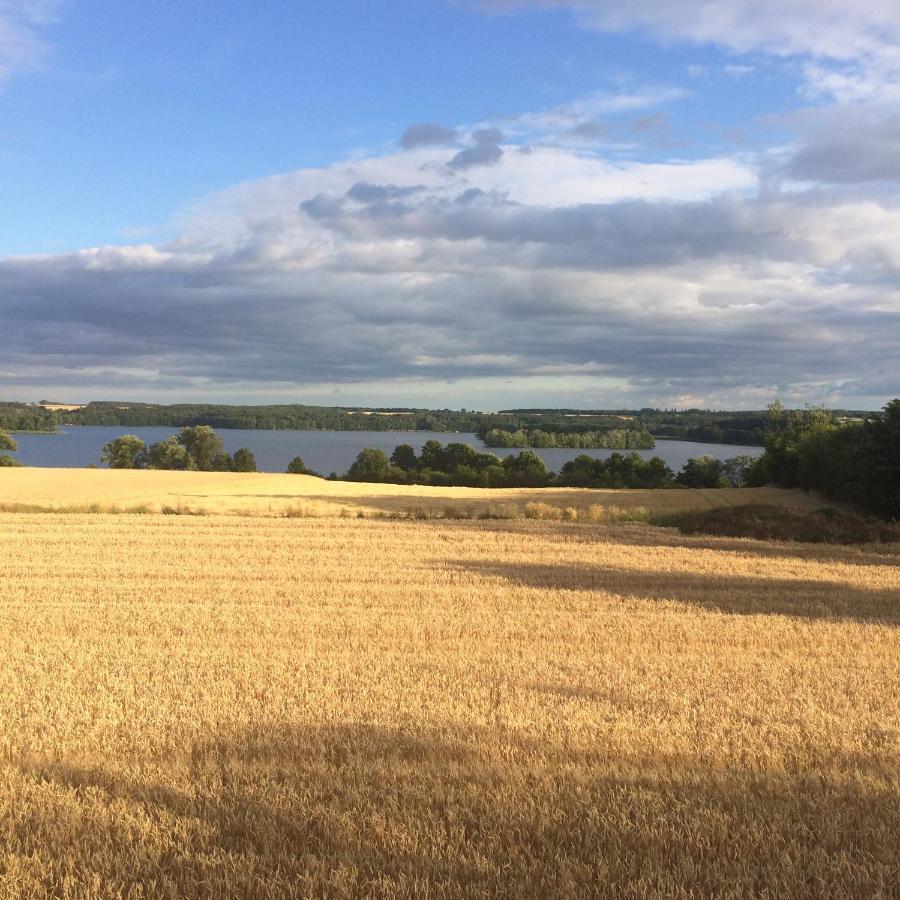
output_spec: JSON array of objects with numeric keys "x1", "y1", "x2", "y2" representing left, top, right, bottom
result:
[{"x1": 10, "y1": 427, "x2": 763, "y2": 475}]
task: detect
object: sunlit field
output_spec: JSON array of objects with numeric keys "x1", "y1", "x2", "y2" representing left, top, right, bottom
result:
[
  {"x1": 0, "y1": 466, "x2": 825, "y2": 519},
  {"x1": 1, "y1": 499, "x2": 898, "y2": 896}
]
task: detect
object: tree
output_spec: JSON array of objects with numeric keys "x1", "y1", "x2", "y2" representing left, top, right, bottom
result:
[
  {"x1": 177, "y1": 425, "x2": 226, "y2": 471},
  {"x1": 720, "y1": 455, "x2": 760, "y2": 488},
  {"x1": 501, "y1": 450, "x2": 551, "y2": 487},
  {"x1": 0, "y1": 428, "x2": 21, "y2": 466},
  {"x1": 677, "y1": 455, "x2": 726, "y2": 488},
  {"x1": 418, "y1": 440, "x2": 444, "y2": 471},
  {"x1": 231, "y1": 448, "x2": 256, "y2": 472},
  {"x1": 286, "y1": 456, "x2": 319, "y2": 475},
  {"x1": 390, "y1": 444, "x2": 419, "y2": 472},
  {"x1": 210, "y1": 451, "x2": 234, "y2": 472},
  {"x1": 101, "y1": 434, "x2": 147, "y2": 469},
  {"x1": 145, "y1": 437, "x2": 194, "y2": 470},
  {"x1": 344, "y1": 448, "x2": 404, "y2": 483}
]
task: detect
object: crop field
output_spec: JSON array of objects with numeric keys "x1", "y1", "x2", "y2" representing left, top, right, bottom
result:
[
  {"x1": 0, "y1": 500, "x2": 898, "y2": 897},
  {"x1": 0, "y1": 467, "x2": 825, "y2": 519}
]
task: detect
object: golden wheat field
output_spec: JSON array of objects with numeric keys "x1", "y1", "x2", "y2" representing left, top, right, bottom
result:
[
  {"x1": 0, "y1": 474, "x2": 899, "y2": 897},
  {"x1": 0, "y1": 466, "x2": 826, "y2": 519}
]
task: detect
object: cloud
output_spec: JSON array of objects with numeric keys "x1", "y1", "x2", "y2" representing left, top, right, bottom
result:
[
  {"x1": 482, "y1": 1, "x2": 900, "y2": 102},
  {"x1": 473, "y1": 127, "x2": 505, "y2": 144},
  {"x1": 511, "y1": 85, "x2": 687, "y2": 134},
  {"x1": 483, "y1": 1, "x2": 900, "y2": 61},
  {"x1": 0, "y1": 0, "x2": 58, "y2": 80},
  {"x1": 447, "y1": 141, "x2": 504, "y2": 170},
  {"x1": 782, "y1": 109, "x2": 900, "y2": 184},
  {"x1": 2, "y1": 91, "x2": 898, "y2": 408},
  {"x1": 400, "y1": 122, "x2": 458, "y2": 149}
]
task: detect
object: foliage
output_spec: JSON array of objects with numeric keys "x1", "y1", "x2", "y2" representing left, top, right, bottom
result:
[
  {"x1": 342, "y1": 442, "x2": 550, "y2": 487},
  {"x1": 389, "y1": 443, "x2": 419, "y2": 471},
  {"x1": 286, "y1": 456, "x2": 321, "y2": 476},
  {"x1": 500, "y1": 450, "x2": 551, "y2": 487},
  {"x1": 101, "y1": 435, "x2": 147, "y2": 469},
  {"x1": 144, "y1": 437, "x2": 194, "y2": 471},
  {"x1": 0, "y1": 430, "x2": 17, "y2": 452},
  {"x1": 231, "y1": 448, "x2": 257, "y2": 472},
  {"x1": 756, "y1": 399, "x2": 899, "y2": 519},
  {"x1": 482, "y1": 427, "x2": 654, "y2": 449},
  {"x1": 675, "y1": 455, "x2": 727, "y2": 488},
  {"x1": 0, "y1": 403, "x2": 56, "y2": 433},
  {"x1": 344, "y1": 448, "x2": 406, "y2": 483},
  {"x1": 557, "y1": 452, "x2": 673, "y2": 488},
  {"x1": 177, "y1": 426, "x2": 228, "y2": 471},
  {"x1": 51, "y1": 401, "x2": 834, "y2": 447},
  {"x1": 0, "y1": 428, "x2": 21, "y2": 467}
]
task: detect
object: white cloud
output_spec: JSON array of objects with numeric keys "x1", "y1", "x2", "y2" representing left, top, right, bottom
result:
[
  {"x1": 485, "y1": 0, "x2": 900, "y2": 103},
  {"x1": 1, "y1": 91, "x2": 898, "y2": 408},
  {"x1": 0, "y1": 0, "x2": 58, "y2": 81}
]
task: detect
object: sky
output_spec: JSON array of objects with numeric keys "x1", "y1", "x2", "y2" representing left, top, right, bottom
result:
[{"x1": 1, "y1": 0, "x2": 899, "y2": 410}]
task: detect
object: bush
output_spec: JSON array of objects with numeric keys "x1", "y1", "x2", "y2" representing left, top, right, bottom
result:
[{"x1": 659, "y1": 505, "x2": 900, "y2": 545}]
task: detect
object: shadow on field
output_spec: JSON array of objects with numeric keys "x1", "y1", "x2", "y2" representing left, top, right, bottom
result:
[
  {"x1": 12, "y1": 721, "x2": 900, "y2": 897},
  {"x1": 452, "y1": 559, "x2": 900, "y2": 624},
  {"x1": 558, "y1": 524, "x2": 900, "y2": 568}
]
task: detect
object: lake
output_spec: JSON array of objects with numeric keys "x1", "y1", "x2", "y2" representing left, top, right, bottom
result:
[{"x1": 9, "y1": 427, "x2": 763, "y2": 475}]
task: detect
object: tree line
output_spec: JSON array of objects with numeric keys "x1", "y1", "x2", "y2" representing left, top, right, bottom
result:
[
  {"x1": 752, "y1": 400, "x2": 899, "y2": 519},
  {"x1": 35, "y1": 401, "x2": 811, "y2": 446},
  {"x1": 0, "y1": 403, "x2": 56, "y2": 433},
  {"x1": 481, "y1": 427, "x2": 655, "y2": 450},
  {"x1": 101, "y1": 427, "x2": 257, "y2": 472},
  {"x1": 335, "y1": 440, "x2": 758, "y2": 489}
]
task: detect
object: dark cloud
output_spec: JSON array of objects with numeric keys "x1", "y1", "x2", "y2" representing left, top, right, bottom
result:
[
  {"x1": 447, "y1": 142, "x2": 504, "y2": 170},
  {"x1": 299, "y1": 192, "x2": 344, "y2": 219},
  {"x1": 630, "y1": 112, "x2": 670, "y2": 139},
  {"x1": 400, "y1": 123, "x2": 458, "y2": 149},
  {"x1": 345, "y1": 182, "x2": 425, "y2": 203},
  {"x1": 784, "y1": 112, "x2": 900, "y2": 184},
  {"x1": 2, "y1": 179, "x2": 898, "y2": 408},
  {"x1": 567, "y1": 121, "x2": 609, "y2": 139},
  {"x1": 473, "y1": 127, "x2": 505, "y2": 144}
]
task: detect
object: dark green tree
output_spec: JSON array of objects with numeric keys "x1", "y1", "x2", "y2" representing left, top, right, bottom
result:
[
  {"x1": 677, "y1": 455, "x2": 726, "y2": 488},
  {"x1": 286, "y1": 456, "x2": 319, "y2": 475},
  {"x1": 0, "y1": 428, "x2": 21, "y2": 466},
  {"x1": 177, "y1": 425, "x2": 226, "y2": 471},
  {"x1": 390, "y1": 444, "x2": 419, "y2": 472},
  {"x1": 231, "y1": 448, "x2": 256, "y2": 472},
  {"x1": 145, "y1": 437, "x2": 194, "y2": 470},
  {"x1": 501, "y1": 450, "x2": 551, "y2": 487},
  {"x1": 344, "y1": 448, "x2": 404, "y2": 483},
  {"x1": 101, "y1": 434, "x2": 147, "y2": 469}
]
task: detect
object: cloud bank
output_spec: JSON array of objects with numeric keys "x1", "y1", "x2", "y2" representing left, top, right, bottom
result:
[{"x1": 2, "y1": 3, "x2": 898, "y2": 408}]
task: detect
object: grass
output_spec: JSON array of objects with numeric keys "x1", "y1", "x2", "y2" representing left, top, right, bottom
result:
[{"x1": 0, "y1": 507, "x2": 898, "y2": 897}]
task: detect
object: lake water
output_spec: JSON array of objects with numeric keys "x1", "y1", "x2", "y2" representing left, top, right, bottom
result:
[{"x1": 9, "y1": 427, "x2": 763, "y2": 475}]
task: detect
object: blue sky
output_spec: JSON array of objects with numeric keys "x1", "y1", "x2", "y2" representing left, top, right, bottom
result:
[{"x1": 1, "y1": 0, "x2": 899, "y2": 408}]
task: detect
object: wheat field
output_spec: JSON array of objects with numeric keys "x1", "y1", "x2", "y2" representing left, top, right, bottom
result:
[
  {"x1": 0, "y1": 499, "x2": 898, "y2": 897},
  {"x1": 0, "y1": 467, "x2": 826, "y2": 519}
]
